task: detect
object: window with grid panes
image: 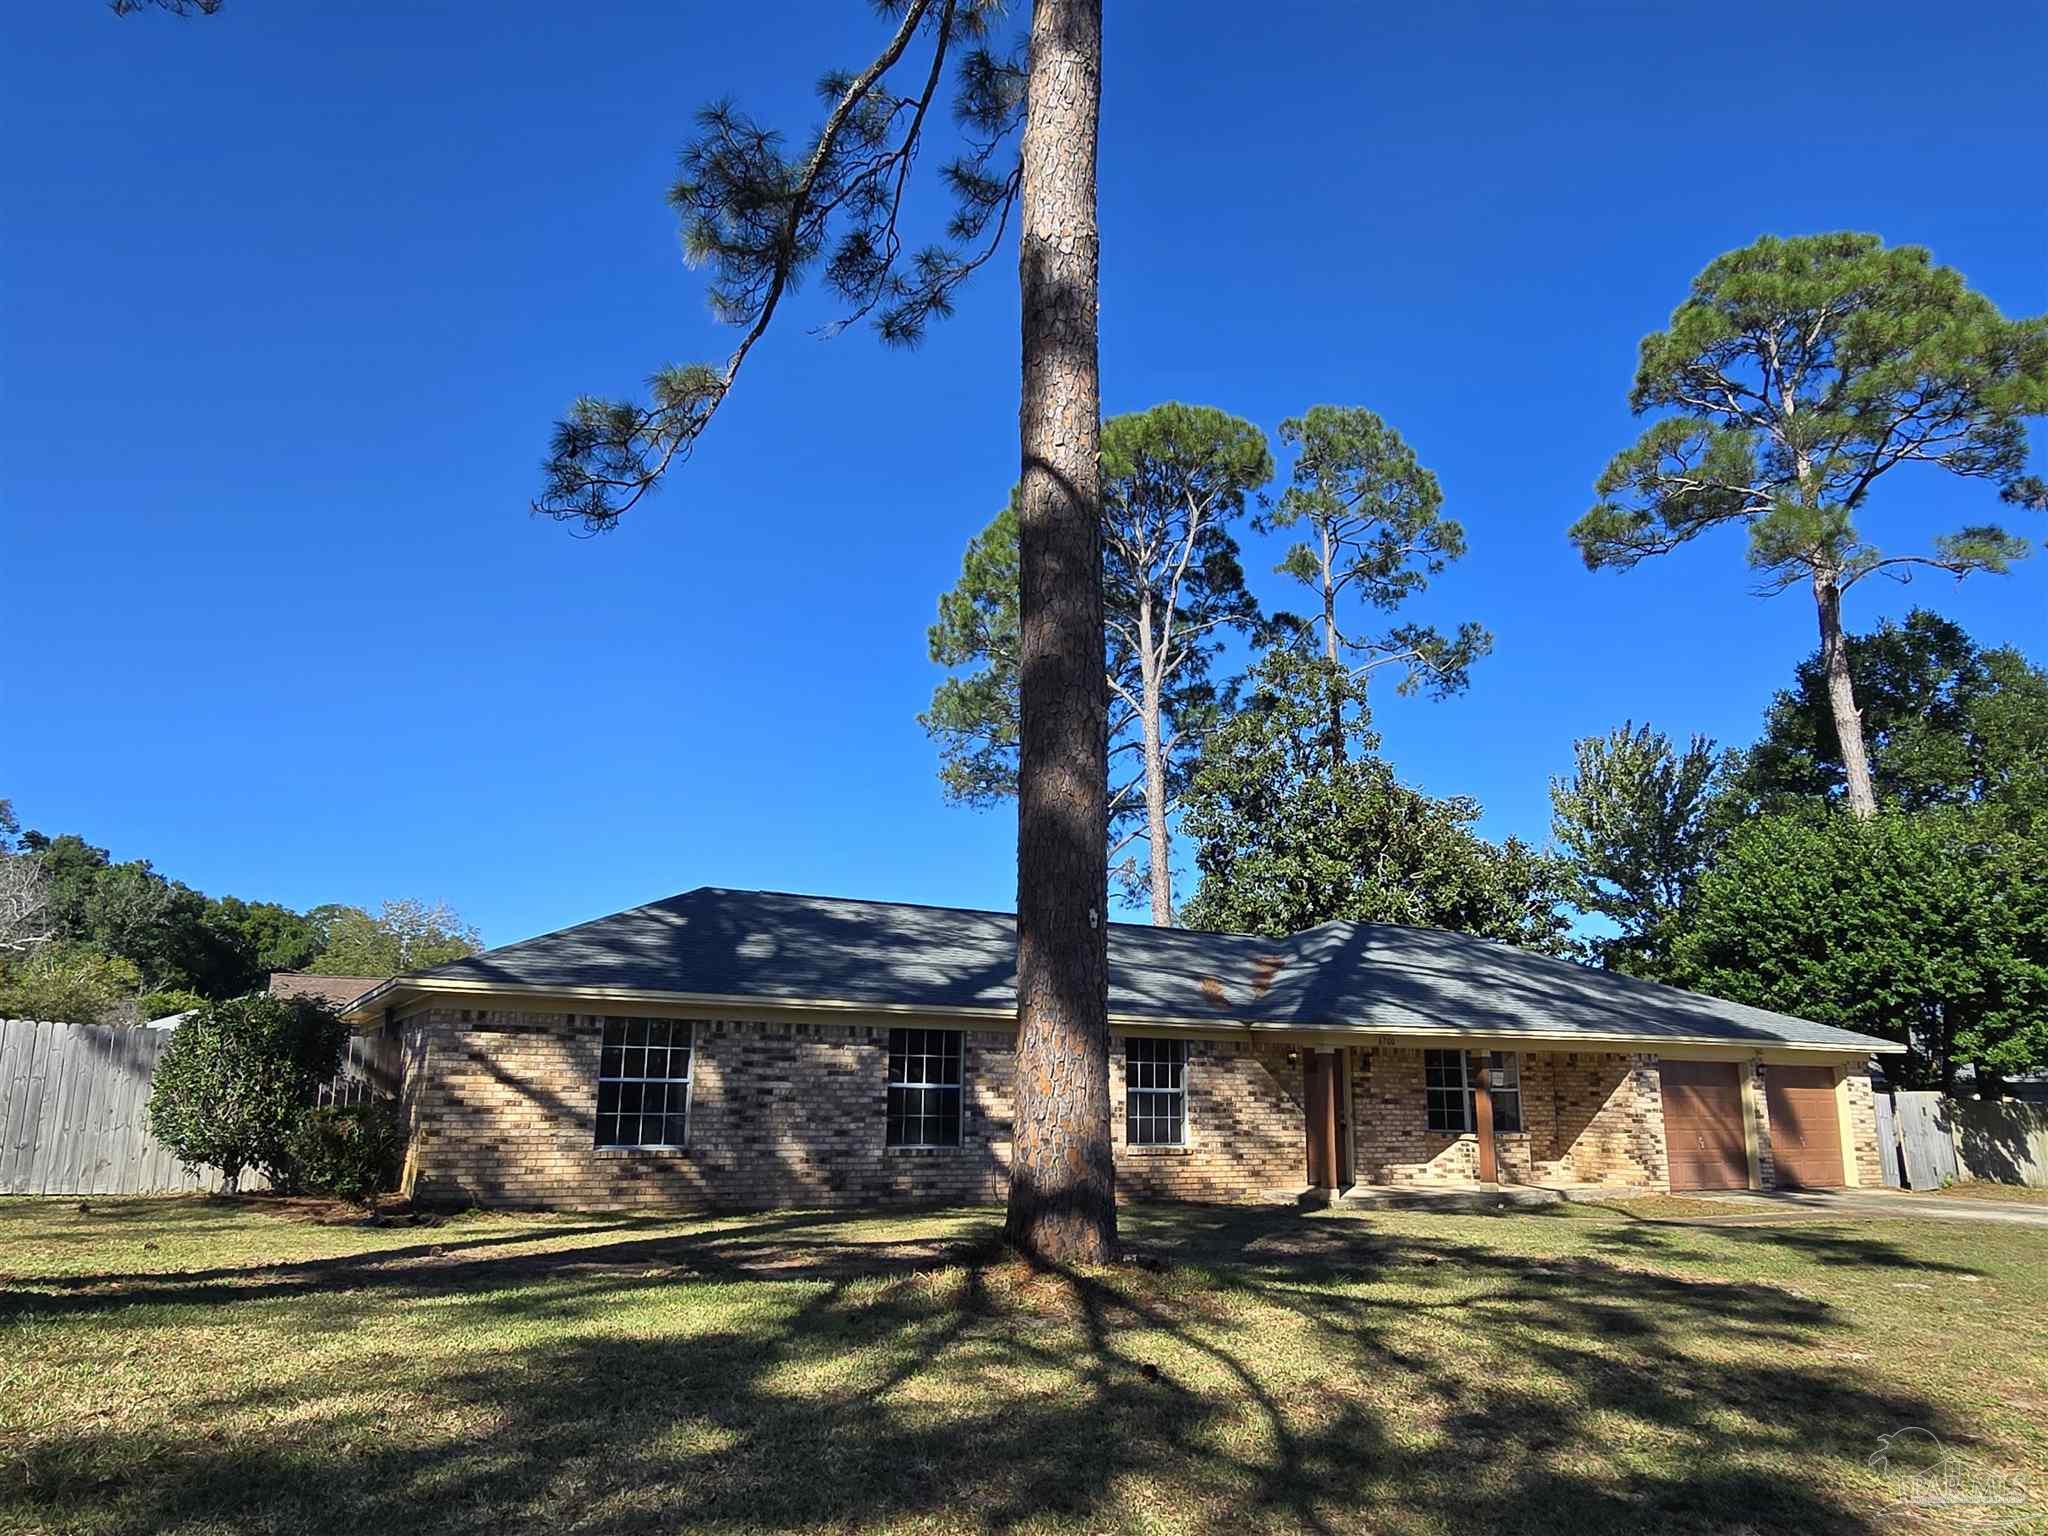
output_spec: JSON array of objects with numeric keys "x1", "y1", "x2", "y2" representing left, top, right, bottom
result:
[
  {"x1": 594, "y1": 1017, "x2": 693, "y2": 1148},
  {"x1": 1485, "y1": 1051, "x2": 1522, "y2": 1133},
  {"x1": 886, "y1": 1028, "x2": 962, "y2": 1147},
  {"x1": 1424, "y1": 1049, "x2": 1469, "y2": 1133},
  {"x1": 1125, "y1": 1037, "x2": 1187, "y2": 1147}
]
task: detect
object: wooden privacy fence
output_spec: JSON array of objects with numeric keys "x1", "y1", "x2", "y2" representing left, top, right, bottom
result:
[
  {"x1": 0, "y1": 1019, "x2": 224, "y2": 1195},
  {"x1": 1875, "y1": 1088, "x2": 2048, "y2": 1190},
  {"x1": 0, "y1": 1018, "x2": 401, "y2": 1197},
  {"x1": 1950, "y1": 1098, "x2": 2048, "y2": 1188}
]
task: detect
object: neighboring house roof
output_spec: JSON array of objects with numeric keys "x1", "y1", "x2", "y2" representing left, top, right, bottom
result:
[
  {"x1": 269, "y1": 972, "x2": 389, "y2": 1010},
  {"x1": 344, "y1": 887, "x2": 1898, "y2": 1057}
]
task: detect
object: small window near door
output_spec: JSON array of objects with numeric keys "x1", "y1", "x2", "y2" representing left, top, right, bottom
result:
[
  {"x1": 1487, "y1": 1051, "x2": 1522, "y2": 1133},
  {"x1": 1424, "y1": 1049, "x2": 1468, "y2": 1133}
]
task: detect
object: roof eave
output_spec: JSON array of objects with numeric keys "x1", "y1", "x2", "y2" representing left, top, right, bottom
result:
[{"x1": 342, "y1": 976, "x2": 1901, "y2": 1056}]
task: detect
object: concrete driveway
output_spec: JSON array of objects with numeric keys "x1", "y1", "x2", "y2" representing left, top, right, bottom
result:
[{"x1": 1696, "y1": 1188, "x2": 2048, "y2": 1229}]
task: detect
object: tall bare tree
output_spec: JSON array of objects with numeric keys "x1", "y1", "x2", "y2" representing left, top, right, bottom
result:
[
  {"x1": 1573, "y1": 233, "x2": 2048, "y2": 820},
  {"x1": 1102, "y1": 406, "x2": 1268, "y2": 925},
  {"x1": 0, "y1": 803, "x2": 54, "y2": 956},
  {"x1": 924, "y1": 405, "x2": 1267, "y2": 925},
  {"x1": 528, "y1": 1, "x2": 1113, "y2": 1263}
]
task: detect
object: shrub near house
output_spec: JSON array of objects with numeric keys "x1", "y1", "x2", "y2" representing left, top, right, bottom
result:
[{"x1": 147, "y1": 995, "x2": 349, "y2": 1193}]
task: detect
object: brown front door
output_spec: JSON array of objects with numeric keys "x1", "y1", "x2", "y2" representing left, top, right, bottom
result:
[
  {"x1": 1660, "y1": 1060, "x2": 1749, "y2": 1190},
  {"x1": 1765, "y1": 1066, "x2": 1845, "y2": 1188}
]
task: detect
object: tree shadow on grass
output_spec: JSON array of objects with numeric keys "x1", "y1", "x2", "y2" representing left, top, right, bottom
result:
[
  {"x1": 1549, "y1": 1205, "x2": 1990, "y2": 1274},
  {"x1": 1, "y1": 1202, "x2": 1992, "y2": 1536}
]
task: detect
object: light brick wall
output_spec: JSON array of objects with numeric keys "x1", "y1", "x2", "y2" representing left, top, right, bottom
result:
[
  {"x1": 1111, "y1": 1039, "x2": 1306, "y2": 1202},
  {"x1": 395, "y1": 1006, "x2": 1880, "y2": 1207},
  {"x1": 1350, "y1": 1047, "x2": 1664, "y2": 1188},
  {"x1": 1841, "y1": 1068, "x2": 1883, "y2": 1186},
  {"x1": 400, "y1": 1008, "x2": 1311, "y2": 1211},
  {"x1": 1744, "y1": 1059, "x2": 1777, "y2": 1189}
]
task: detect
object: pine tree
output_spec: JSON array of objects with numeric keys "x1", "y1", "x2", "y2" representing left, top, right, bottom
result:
[
  {"x1": 923, "y1": 404, "x2": 1267, "y2": 925},
  {"x1": 1573, "y1": 233, "x2": 2048, "y2": 819},
  {"x1": 528, "y1": 2, "x2": 1114, "y2": 1263},
  {"x1": 1259, "y1": 405, "x2": 1490, "y2": 757}
]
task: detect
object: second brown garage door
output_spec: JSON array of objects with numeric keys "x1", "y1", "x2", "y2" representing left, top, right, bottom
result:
[
  {"x1": 1660, "y1": 1060, "x2": 1749, "y2": 1190},
  {"x1": 1765, "y1": 1065, "x2": 1844, "y2": 1188}
]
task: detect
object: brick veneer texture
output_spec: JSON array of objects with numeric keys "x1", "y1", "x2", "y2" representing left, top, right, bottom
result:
[
  {"x1": 400, "y1": 1008, "x2": 1309, "y2": 1211},
  {"x1": 1745, "y1": 1059, "x2": 1777, "y2": 1189},
  {"x1": 1349, "y1": 1047, "x2": 1666, "y2": 1189},
  {"x1": 1841, "y1": 1069, "x2": 1884, "y2": 1186},
  {"x1": 396, "y1": 1007, "x2": 1872, "y2": 1208}
]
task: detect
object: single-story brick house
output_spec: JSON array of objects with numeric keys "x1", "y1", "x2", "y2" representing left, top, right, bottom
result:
[{"x1": 336, "y1": 887, "x2": 1899, "y2": 1210}]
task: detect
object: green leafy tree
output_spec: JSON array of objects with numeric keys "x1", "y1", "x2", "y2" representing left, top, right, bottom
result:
[
  {"x1": 147, "y1": 995, "x2": 350, "y2": 1192},
  {"x1": 1670, "y1": 809, "x2": 2048, "y2": 1090},
  {"x1": 309, "y1": 899, "x2": 480, "y2": 977},
  {"x1": 531, "y1": 0, "x2": 1114, "y2": 1260},
  {"x1": 1571, "y1": 233, "x2": 2048, "y2": 819},
  {"x1": 1733, "y1": 609, "x2": 2048, "y2": 821},
  {"x1": 1549, "y1": 723, "x2": 1729, "y2": 977},
  {"x1": 1260, "y1": 405, "x2": 1491, "y2": 754},
  {"x1": 0, "y1": 944, "x2": 143, "y2": 1024},
  {"x1": 1178, "y1": 652, "x2": 1573, "y2": 952},
  {"x1": 9, "y1": 833, "x2": 255, "y2": 997},
  {"x1": 137, "y1": 987, "x2": 209, "y2": 1022},
  {"x1": 213, "y1": 897, "x2": 322, "y2": 979},
  {"x1": 924, "y1": 404, "x2": 1267, "y2": 922}
]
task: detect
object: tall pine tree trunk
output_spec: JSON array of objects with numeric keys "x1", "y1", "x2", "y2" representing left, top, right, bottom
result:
[
  {"x1": 1007, "y1": 0, "x2": 1114, "y2": 1265},
  {"x1": 1321, "y1": 527, "x2": 1345, "y2": 764},
  {"x1": 1137, "y1": 595, "x2": 1174, "y2": 926},
  {"x1": 1813, "y1": 570, "x2": 1879, "y2": 819}
]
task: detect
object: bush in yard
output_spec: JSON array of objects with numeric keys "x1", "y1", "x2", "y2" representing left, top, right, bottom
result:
[
  {"x1": 288, "y1": 1103, "x2": 403, "y2": 1203},
  {"x1": 146, "y1": 995, "x2": 349, "y2": 1192}
]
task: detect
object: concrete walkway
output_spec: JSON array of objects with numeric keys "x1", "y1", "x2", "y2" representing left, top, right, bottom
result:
[
  {"x1": 1694, "y1": 1188, "x2": 2048, "y2": 1229},
  {"x1": 1328, "y1": 1183, "x2": 1653, "y2": 1213}
]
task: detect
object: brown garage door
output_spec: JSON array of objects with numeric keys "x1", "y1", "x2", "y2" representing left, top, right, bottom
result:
[
  {"x1": 1660, "y1": 1060, "x2": 1749, "y2": 1190},
  {"x1": 1765, "y1": 1065, "x2": 1844, "y2": 1188}
]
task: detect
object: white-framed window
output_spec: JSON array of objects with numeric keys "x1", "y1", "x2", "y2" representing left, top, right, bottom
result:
[
  {"x1": 1425, "y1": 1049, "x2": 1469, "y2": 1133},
  {"x1": 1486, "y1": 1051, "x2": 1522, "y2": 1134},
  {"x1": 1425, "y1": 1049, "x2": 1523, "y2": 1134},
  {"x1": 1126, "y1": 1038, "x2": 1188, "y2": 1147},
  {"x1": 887, "y1": 1028, "x2": 962, "y2": 1148},
  {"x1": 595, "y1": 1017, "x2": 693, "y2": 1148}
]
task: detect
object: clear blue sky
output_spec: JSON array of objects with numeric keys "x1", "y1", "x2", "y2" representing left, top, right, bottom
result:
[{"x1": 5, "y1": 1, "x2": 2044, "y2": 948}]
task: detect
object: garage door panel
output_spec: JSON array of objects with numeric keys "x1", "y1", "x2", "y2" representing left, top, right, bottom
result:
[
  {"x1": 1661, "y1": 1061, "x2": 1748, "y2": 1191},
  {"x1": 1766, "y1": 1065, "x2": 1844, "y2": 1188}
]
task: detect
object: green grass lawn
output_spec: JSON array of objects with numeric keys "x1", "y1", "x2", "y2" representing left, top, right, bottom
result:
[{"x1": 3, "y1": 1195, "x2": 2044, "y2": 1536}]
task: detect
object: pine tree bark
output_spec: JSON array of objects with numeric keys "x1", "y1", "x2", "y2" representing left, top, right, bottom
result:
[
  {"x1": 1007, "y1": 0, "x2": 1114, "y2": 1265},
  {"x1": 1813, "y1": 571, "x2": 1879, "y2": 819}
]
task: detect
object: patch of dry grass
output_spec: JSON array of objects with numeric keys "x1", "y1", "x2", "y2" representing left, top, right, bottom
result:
[
  {"x1": 1931, "y1": 1181, "x2": 2048, "y2": 1205},
  {"x1": 2, "y1": 1196, "x2": 2043, "y2": 1535}
]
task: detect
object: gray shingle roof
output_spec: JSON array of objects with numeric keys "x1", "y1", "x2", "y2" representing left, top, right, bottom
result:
[{"x1": 368, "y1": 887, "x2": 1895, "y2": 1054}]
